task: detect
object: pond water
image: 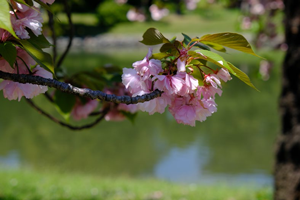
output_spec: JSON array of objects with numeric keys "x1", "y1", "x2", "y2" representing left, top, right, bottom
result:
[{"x1": 0, "y1": 49, "x2": 282, "y2": 187}]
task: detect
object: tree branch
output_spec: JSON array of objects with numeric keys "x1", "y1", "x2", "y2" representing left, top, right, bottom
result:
[
  {"x1": 0, "y1": 70, "x2": 163, "y2": 104},
  {"x1": 26, "y1": 99, "x2": 108, "y2": 130},
  {"x1": 56, "y1": 0, "x2": 74, "y2": 69},
  {"x1": 47, "y1": 10, "x2": 57, "y2": 63}
]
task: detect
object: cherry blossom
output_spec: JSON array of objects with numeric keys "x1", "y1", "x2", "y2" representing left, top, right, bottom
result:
[
  {"x1": 0, "y1": 48, "x2": 52, "y2": 101},
  {"x1": 216, "y1": 68, "x2": 232, "y2": 82},
  {"x1": 71, "y1": 99, "x2": 99, "y2": 121},
  {"x1": 0, "y1": 66, "x2": 52, "y2": 101},
  {"x1": 10, "y1": 4, "x2": 43, "y2": 39}
]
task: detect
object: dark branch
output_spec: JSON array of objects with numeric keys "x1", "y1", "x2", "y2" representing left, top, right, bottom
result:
[
  {"x1": 0, "y1": 70, "x2": 163, "y2": 104},
  {"x1": 47, "y1": 10, "x2": 57, "y2": 63},
  {"x1": 26, "y1": 99, "x2": 108, "y2": 130},
  {"x1": 56, "y1": 0, "x2": 74, "y2": 69}
]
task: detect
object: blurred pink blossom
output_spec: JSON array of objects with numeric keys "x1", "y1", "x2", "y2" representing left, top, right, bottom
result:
[
  {"x1": 71, "y1": 99, "x2": 99, "y2": 121},
  {"x1": 127, "y1": 8, "x2": 146, "y2": 22},
  {"x1": 149, "y1": 4, "x2": 169, "y2": 21}
]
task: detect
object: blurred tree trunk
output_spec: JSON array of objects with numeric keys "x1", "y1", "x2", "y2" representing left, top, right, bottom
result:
[{"x1": 275, "y1": 0, "x2": 300, "y2": 199}]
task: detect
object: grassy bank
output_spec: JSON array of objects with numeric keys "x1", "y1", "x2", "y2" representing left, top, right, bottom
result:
[{"x1": 0, "y1": 170, "x2": 271, "y2": 200}]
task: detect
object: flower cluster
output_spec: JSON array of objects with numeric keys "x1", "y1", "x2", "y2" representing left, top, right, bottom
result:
[
  {"x1": 0, "y1": 0, "x2": 55, "y2": 101},
  {"x1": 122, "y1": 47, "x2": 232, "y2": 126}
]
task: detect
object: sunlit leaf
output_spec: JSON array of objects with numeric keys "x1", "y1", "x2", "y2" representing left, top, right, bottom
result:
[
  {"x1": 190, "y1": 65, "x2": 204, "y2": 85},
  {"x1": 0, "y1": 0, "x2": 18, "y2": 38},
  {"x1": 228, "y1": 62, "x2": 259, "y2": 91},
  {"x1": 54, "y1": 90, "x2": 76, "y2": 120},
  {"x1": 202, "y1": 42, "x2": 226, "y2": 52},
  {"x1": 27, "y1": 29, "x2": 52, "y2": 49},
  {"x1": 194, "y1": 50, "x2": 235, "y2": 74},
  {"x1": 182, "y1": 33, "x2": 210, "y2": 50},
  {"x1": 0, "y1": 42, "x2": 17, "y2": 67},
  {"x1": 140, "y1": 28, "x2": 169, "y2": 45},
  {"x1": 151, "y1": 52, "x2": 171, "y2": 60},
  {"x1": 18, "y1": 39, "x2": 54, "y2": 74},
  {"x1": 200, "y1": 32, "x2": 262, "y2": 58}
]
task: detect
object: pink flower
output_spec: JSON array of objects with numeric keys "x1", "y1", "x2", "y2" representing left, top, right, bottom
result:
[
  {"x1": 196, "y1": 85, "x2": 222, "y2": 99},
  {"x1": 118, "y1": 103, "x2": 139, "y2": 113},
  {"x1": 136, "y1": 92, "x2": 171, "y2": 115},
  {"x1": 11, "y1": 6, "x2": 43, "y2": 39},
  {"x1": 71, "y1": 99, "x2": 99, "y2": 121},
  {"x1": 40, "y1": 0, "x2": 55, "y2": 5},
  {"x1": 176, "y1": 72, "x2": 198, "y2": 95},
  {"x1": 217, "y1": 68, "x2": 232, "y2": 82},
  {"x1": 201, "y1": 97, "x2": 217, "y2": 113},
  {"x1": 153, "y1": 74, "x2": 184, "y2": 95},
  {"x1": 204, "y1": 74, "x2": 221, "y2": 89},
  {"x1": 122, "y1": 68, "x2": 143, "y2": 94},
  {"x1": 177, "y1": 48, "x2": 188, "y2": 72},
  {"x1": 169, "y1": 96, "x2": 197, "y2": 126},
  {"x1": 0, "y1": 66, "x2": 52, "y2": 101},
  {"x1": 0, "y1": 29, "x2": 11, "y2": 42},
  {"x1": 105, "y1": 109, "x2": 126, "y2": 121},
  {"x1": 133, "y1": 48, "x2": 162, "y2": 80}
]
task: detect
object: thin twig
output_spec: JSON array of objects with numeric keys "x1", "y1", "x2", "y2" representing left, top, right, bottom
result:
[
  {"x1": 56, "y1": 0, "x2": 74, "y2": 69},
  {"x1": 0, "y1": 70, "x2": 163, "y2": 104},
  {"x1": 26, "y1": 99, "x2": 108, "y2": 130},
  {"x1": 44, "y1": 92, "x2": 54, "y2": 103},
  {"x1": 89, "y1": 111, "x2": 104, "y2": 116},
  {"x1": 47, "y1": 10, "x2": 57, "y2": 63}
]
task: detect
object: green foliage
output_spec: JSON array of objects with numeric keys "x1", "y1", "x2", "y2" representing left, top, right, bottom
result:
[
  {"x1": 140, "y1": 28, "x2": 260, "y2": 90},
  {"x1": 0, "y1": 170, "x2": 272, "y2": 200},
  {"x1": 53, "y1": 90, "x2": 76, "y2": 120},
  {"x1": 200, "y1": 32, "x2": 262, "y2": 58},
  {"x1": 0, "y1": 42, "x2": 17, "y2": 68},
  {"x1": 0, "y1": 0, "x2": 18, "y2": 38},
  {"x1": 182, "y1": 33, "x2": 210, "y2": 50},
  {"x1": 27, "y1": 30, "x2": 52, "y2": 49},
  {"x1": 228, "y1": 62, "x2": 259, "y2": 91},
  {"x1": 17, "y1": 40, "x2": 54, "y2": 74},
  {"x1": 140, "y1": 28, "x2": 170, "y2": 45},
  {"x1": 97, "y1": 0, "x2": 131, "y2": 30}
]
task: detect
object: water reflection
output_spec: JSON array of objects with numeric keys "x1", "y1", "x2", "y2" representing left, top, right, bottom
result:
[{"x1": 0, "y1": 50, "x2": 281, "y2": 186}]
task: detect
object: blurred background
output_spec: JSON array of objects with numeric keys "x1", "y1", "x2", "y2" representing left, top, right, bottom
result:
[{"x1": 0, "y1": 0, "x2": 284, "y2": 196}]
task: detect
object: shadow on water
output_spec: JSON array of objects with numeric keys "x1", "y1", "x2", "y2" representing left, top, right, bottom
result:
[{"x1": 0, "y1": 49, "x2": 282, "y2": 186}]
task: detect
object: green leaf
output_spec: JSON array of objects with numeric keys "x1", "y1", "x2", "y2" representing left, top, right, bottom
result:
[
  {"x1": 190, "y1": 65, "x2": 204, "y2": 85},
  {"x1": 18, "y1": 39, "x2": 54, "y2": 74},
  {"x1": 27, "y1": 29, "x2": 52, "y2": 49},
  {"x1": 151, "y1": 52, "x2": 171, "y2": 60},
  {"x1": 202, "y1": 42, "x2": 226, "y2": 52},
  {"x1": 200, "y1": 32, "x2": 262, "y2": 58},
  {"x1": 0, "y1": 42, "x2": 17, "y2": 68},
  {"x1": 120, "y1": 111, "x2": 137, "y2": 124},
  {"x1": 160, "y1": 41, "x2": 180, "y2": 56},
  {"x1": 25, "y1": 0, "x2": 34, "y2": 6},
  {"x1": 182, "y1": 33, "x2": 210, "y2": 50},
  {"x1": 72, "y1": 72, "x2": 108, "y2": 90},
  {"x1": 140, "y1": 28, "x2": 169, "y2": 45},
  {"x1": 0, "y1": 0, "x2": 18, "y2": 38},
  {"x1": 54, "y1": 90, "x2": 76, "y2": 120},
  {"x1": 193, "y1": 50, "x2": 236, "y2": 75},
  {"x1": 228, "y1": 62, "x2": 259, "y2": 91}
]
